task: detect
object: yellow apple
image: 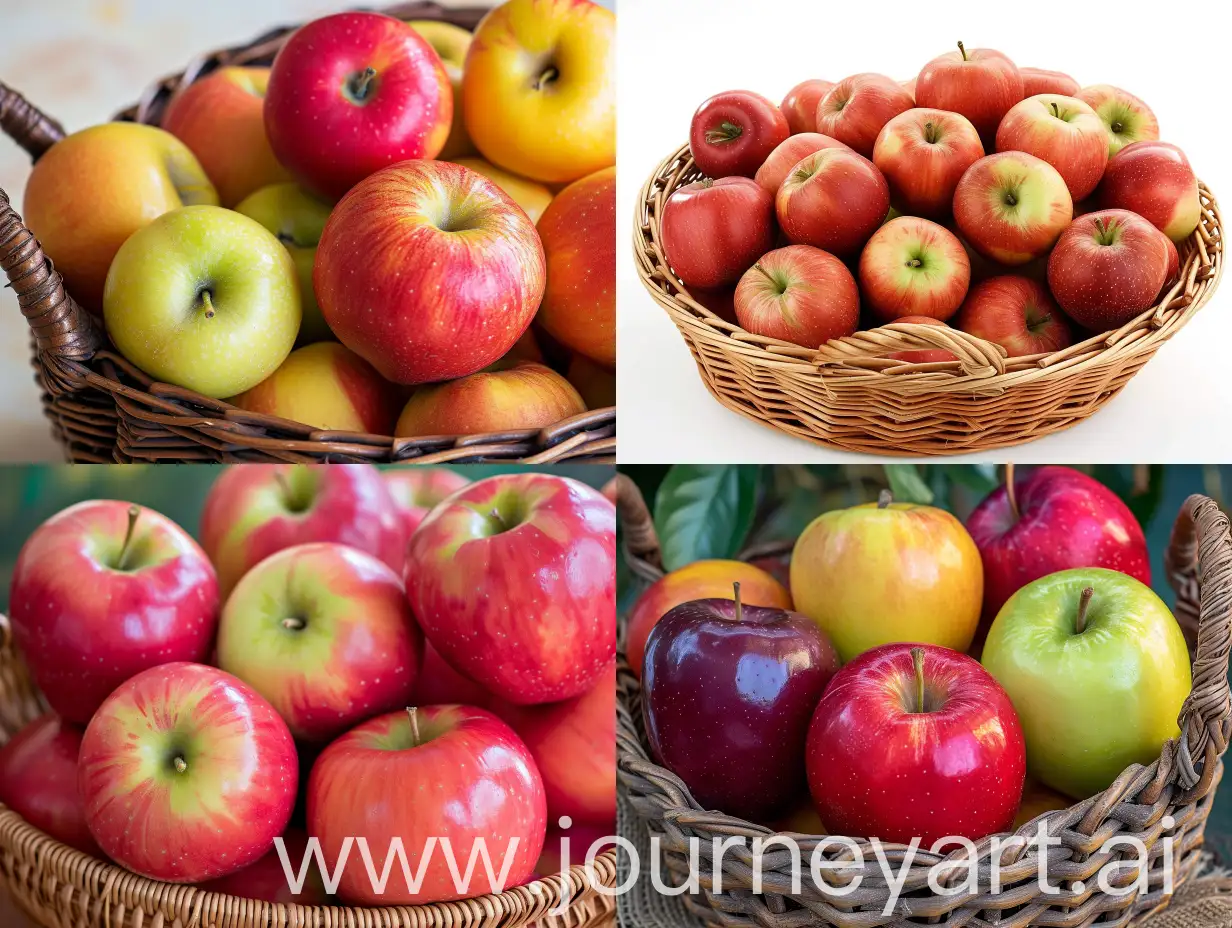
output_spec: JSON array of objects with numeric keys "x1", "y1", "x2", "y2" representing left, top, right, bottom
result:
[
  {"x1": 454, "y1": 157, "x2": 553, "y2": 223},
  {"x1": 22, "y1": 123, "x2": 218, "y2": 312},
  {"x1": 463, "y1": 0, "x2": 614, "y2": 183},
  {"x1": 407, "y1": 19, "x2": 476, "y2": 160}
]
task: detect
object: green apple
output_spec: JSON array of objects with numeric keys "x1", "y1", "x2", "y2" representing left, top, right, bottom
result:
[
  {"x1": 103, "y1": 205, "x2": 301, "y2": 398},
  {"x1": 982, "y1": 567, "x2": 1191, "y2": 799},
  {"x1": 235, "y1": 183, "x2": 334, "y2": 345}
]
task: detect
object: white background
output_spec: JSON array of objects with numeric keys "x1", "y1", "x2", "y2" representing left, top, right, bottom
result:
[{"x1": 616, "y1": 0, "x2": 1231, "y2": 464}]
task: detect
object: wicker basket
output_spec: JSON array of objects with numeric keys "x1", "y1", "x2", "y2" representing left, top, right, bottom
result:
[
  {"x1": 614, "y1": 473, "x2": 1232, "y2": 928},
  {"x1": 634, "y1": 144, "x2": 1223, "y2": 456},
  {"x1": 0, "y1": 1, "x2": 615, "y2": 465},
  {"x1": 0, "y1": 613, "x2": 618, "y2": 928}
]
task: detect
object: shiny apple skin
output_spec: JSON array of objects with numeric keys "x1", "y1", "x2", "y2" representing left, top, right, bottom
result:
[
  {"x1": 689, "y1": 90, "x2": 790, "y2": 178},
  {"x1": 408, "y1": 639, "x2": 492, "y2": 708},
  {"x1": 9, "y1": 500, "x2": 219, "y2": 725},
  {"x1": 642, "y1": 597, "x2": 840, "y2": 822},
  {"x1": 780, "y1": 79, "x2": 834, "y2": 134},
  {"x1": 406, "y1": 473, "x2": 615, "y2": 704},
  {"x1": 965, "y1": 465, "x2": 1151, "y2": 624},
  {"x1": 306, "y1": 706, "x2": 546, "y2": 904},
  {"x1": 384, "y1": 467, "x2": 472, "y2": 545},
  {"x1": 0, "y1": 713, "x2": 100, "y2": 856},
  {"x1": 806, "y1": 643, "x2": 1026, "y2": 844},
  {"x1": 79, "y1": 663, "x2": 298, "y2": 882}
]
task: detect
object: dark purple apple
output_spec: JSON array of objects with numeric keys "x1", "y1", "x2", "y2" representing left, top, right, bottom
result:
[{"x1": 641, "y1": 584, "x2": 840, "y2": 822}]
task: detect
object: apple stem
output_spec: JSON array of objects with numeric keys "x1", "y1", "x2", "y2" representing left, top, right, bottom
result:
[
  {"x1": 923, "y1": 121, "x2": 939, "y2": 144},
  {"x1": 957, "y1": 40, "x2": 968, "y2": 61},
  {"x1": 532, "y1": 65, "x2": 559, "y2": 92},
  {"x1": 1050, "y1": 101, "x2": 1061, "y2": 119},
  {"x1": 911, "y1": 647, "x2": 926, "y2": 713},
  {"x1": 117, "y1": 504, "x2": 140, "y2": 571},
  {"x1": 489, "y1": 507, "x2": 508, "y2": 532},
  {"x1": 407, "y1": 707, "x2": 421, "y2": 746},
  {"x1": 200, "y1": 290, "x2": 215, "y2": 320},
  {"x1": 1076, "y1": 586, "x2": 1094, "y2": 634},
  {"x1": 173, "y1": 756, "x2": 187, "y2": 774},
  {"x1": 907, "y1": 257, "x2": 922, "y2": 268},
  {"x1": 878, "y1": 489, "x2": 892, "y2": 509},
  {"x1": 351, "y1": 66, "x2": 378, "y2": 101},
  {"x1": 1005, "y1": 463, "x2": 1020, "y2": 521},
  {"x1": 733, "y1": 581, "x2": 743, "y2": 623},
  {"x1": 704, "y1": 121, "x2": 744, "y2": 145},
  {"x1": 282, "y1": 616, "x2": 306, "y2": 631}
]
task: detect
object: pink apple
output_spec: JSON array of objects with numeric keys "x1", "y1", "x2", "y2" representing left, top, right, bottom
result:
[
  {"x1": 872, "y1": 108, "x2": 983, "y2": 219},
  {"x1": 734, "y1": 244, "x2": 860, "y2": 347},
  {"x1": 954, "y1": 276, "x2": 1073, "y2": 357},
  {"x1": 815, "y1": 73, "x2": 914, "y2": 157},
  {"x1": 780, "y1": 79, "x2": 834, "y2": 134},
  {"x1": 953, "y1": 151, "x2": 1073, "y2": 264},
  {"x1": 776, "y1": 147, "x2": 890, "y2": 256},
  {"x1": 384, "y1": 467, "x2": 471, "y2": 542},
  {"x1": 1020, "y1": 67, "x2": 1079, "y2": 98},
  {"x1": 996, "y1": 94, "x2": 1109, "y2": 201},
  {"x1": 1075, "y1": 84, "x2": 1160, "y2": 157},
  {"x1": 859, "y1": 216, "x2": 970, "y2": 323},
  {"x1": 660, "y1": 176, "x2": 775, "y2": 288},
  {"x1": 755, "y1": 132, "x2": 850, "y2": 193},
  {"x1": 408, "y1": 639, "x2": 493, "y2": 708},
  {"x1": 1098, "y1": 141, "x2": 1201, "y2": 242},
  {"x1": 915, "y1": 42, "x2": 1023, "y2": 143}
]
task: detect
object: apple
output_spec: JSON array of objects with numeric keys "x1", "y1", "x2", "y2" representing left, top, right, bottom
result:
[
  {"x1": 996, "y1": 95, "x2": 1109, "y2": 202},
  {"x1": 872, "y1": 108, "x2": 983, "y2": 219},
  {"x1": 883, "y1": 315, "x2": 959, "y2": 364},
  {"x1": 660, "y1": 177, "x2": 775, "y2": 288},
  {"x1": 965, "y1": 465, "x2": 1151, "y2": 626},
  {"x1": 453, "y1": 156, "x2": 553, "y2": 223},
  {"x1": 407, "y1": 19, "x2": 475, "y2": 160},
  {"x1": 10, "y1": 500, "x2": 218, "y2": 725},
  {"x1": 689, "y1": 285, "x2": 739, "y2": 323},
  {"x1": 776, "y1": 147, "x2": 890, "y2": 256},
  {"x1": 806, "y1": 643, "x2": 1026, "y2": 843},
  {"x1": 954, "y1": 276, "x2": 1073, "y2": 358},
  {"x1": 642, "y1": 587, "x2": 840, "y2": 822},
  {"x1": 409, "y1": 639, "x2": 492, "y2": 708},
  {"x1": 1014, "y1": 780, "x2": 1073, "y2": 830},
  {"x1": 406, "y1": 473, "x2": 615, "y2": 704},
  {"x1": 734, "y1": 244, "x2": 860, "y2": 347},
  {"x1": 199, "y1": 829, "x2": 330, "y2": 904},
  {"x1": 162, "y1": 66, "x2": 292, "y2": 207},
  {"x1": 0, "y1": 713, "x2": 99, "y2": 856},
  {"x1": 265, "y1": 12, "x2": 451, "y2": 199},
  {"x1": 1163, "y1": 235, "x2": 1181, "y2": 292},
  {"x1": 464, "y1": 0, "x2": 614, "y2": 183},
  {"x1": 307, "y1": 706, "x2": 546, "y2": 903},
  {"x1": 1020, "y1": 67, "x2": 1079, "y2": 98},
  {"x1": 217, "y1": 542, "x2": 422, "y2": 743},
  {"x1": 815, "y1": 73, "x2": 914, "y2": 157},
  {"x1": 79, "y1": 662, "x2": 298, "y2": 882},
  {"x1": 858, "y1": 216, "x2": 970, "y2": 322},
  {"x1": 953, "y1": 152, "x2": 1073, "y2": 265},
  {"x1": 1099, "y1": 141, "x2": 1201, "y2": 242},
  {"x1": 234, "y1": 182, "x2": 334, "y2": 344},
  {"x1": 900, "y1": 77, "x2": 917, "y2": 100},
  {"x1": 689, "y1": 89, "x2": 790, "y2": 178},
  {"x1": 395, "y1": 360, "x2": 586, "y2": 437},
  {"x1": 494, "y1": 662, "x2": 617, "y2": 824},
  {"x1": 536, "y1": 166, "x2": 615, "y2": 368},
  {"x1": 754, "y1": 132, "x2": 851, "y2": 193},
  {"x1": 915, "y1": 42, "x2": 1023, "y2": 144},
  {"x1": 103, "y1": 205, "x2": 300, "y2": 398},
  {"x1": 790, "y1": 491, "x2": 983, "y2": 662},
  {"x1": 780, "y1": 79, "x2": 834, "y2": 134},
  {"x1": 982, "y1": 569, "x2": 1191, "y2": 798},
  {"x1": 567, "y1": 354, "x2": 616, "y2": 409},
  {"x1": 384, "y1": 467, "x2": 471, "y2": 541},
  {"x1": 22, "y1": 123, "x2": 217, "y2": 312},
  {"x1": 626, "y1": 558, "x2": 792, "y2": 678},
  {"x1": 316, "y1": 160, "x2": 544, "y2": 385},
  {"x1": 199, "y1": 463, "x2": 406, "y2": 597},
  {"x1": 1075, "y1": 84, "x2": 1160, "y2": 157},
  {"x1": 1047, "y1": 209, "x2": 1170, "y2": 331},
  {"x1": 229, "y1": 342, "x2": 401, "y2": 435}
]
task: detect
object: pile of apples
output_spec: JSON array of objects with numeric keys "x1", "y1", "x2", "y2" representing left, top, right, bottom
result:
[
  {"x1": 632, "y1": 466, "x2": 1191, "y2": 841},
  {"x1": 662, "y1": 46, "x2": 1202, "y2": 361},
  {"x1": 19, "y1": 0, "x2": 616, "y2": 437},
  {"x1": 0, "y1": 464, "x2": 617, "y2": 905}
]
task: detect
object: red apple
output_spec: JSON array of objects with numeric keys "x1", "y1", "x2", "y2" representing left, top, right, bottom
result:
[
  {"x1": 815, "y1": 73, "x2": 915, "y2": 157},
  {"x1": 307, "y1": 706, "x2": 546, "y2": 904},
  {"x1": 776, "y1": 147, "x2": 890, "y2": 256},
  {"x1": 1075, "y1": 84, "x2": 1160, "y2": 157},
  {"x1": 405, "y1": 473, "x2": 615, "y2": 704},
  {"x1": 954, "y1": 276, "x2": 1073, "y2": 358},
  {"x1": 0, "y1": 713, "x2": 99, "y2": 856},
  {"x1": 660, "y1": 177, "x2": 775, "y2": 288},
  {"x1": 688, "y1": 285, "x2": 739, "y2": 323},
  {"x1": 734, "y1": 244, "x2": 860, "y2": 347},
  {"x1": 199, "y1": 463, "x2": 405, "y2": 598},
  {"x1": 264, "y1": 12, "x2": 452, "y2": 199},
  {"x1": 858, "y1": 216, "x2": 970, "y2": 322},
  {"x1": 536, "y1": 819, "x2": 614, "y2": 878},
  {"x1": 754, "y1": 132, "x2": 850, "y2": 193},
  {"x1": 916, "y1": 42, "x2": 1023, "y2": 143},
  {"x1": 79, "y1": 663, "x2": 298, "y2": 882},
  {"x1": 316, "y1": 160, "x2": 544, "y2": 385},
  {"x1": 1098, "y1": 141, "x2": 1201, "y2": 243},
  {"x1": 1019, "y1": 67, "x2": 1079, "y2": 98},
  {"x1": 408, "y1": 639, "x2": 492, "y2": 708},
  {"x1": 965, "y1": 465, "x2": 1151, "y2": 624},
  {"x1": 1163, "y1": 236, "x2": 1181, "y2": 293},
  {"x1": 199, "y1": 829, "x2": 331, "y2": 904},
  {"x1": 872, "y1": 108, "x2": 983, "y2": 219},
  {"x1": 806, "y1": 643, "x2": 1026, "y2": 843},
  {"x1": 996, "y1": 94, "x2": 1109, "y2": 202},
  {"x1": 689, "y1": 90, "x2": 790, "y2": 178},
  {"x1": 884, "y1": 315, "x2": 959, "y2": 364},
  {"x1": 953, "y1": 151, "x2": 1073, "y2": 265},
  {"x1": 1047, "y1": 209, "x2": 1170, "y2": 331},
  {"x1": 780, "y1": 79, "x2": 834, "y2": 134},
  {"x1": 10, "y1": 501, "x2": 218, "y2": 725},
  {"x1": 384, "y1": 467, "x2": 471, "y2": 542}
]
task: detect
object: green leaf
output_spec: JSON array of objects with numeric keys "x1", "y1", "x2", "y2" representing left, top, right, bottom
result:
[
  {"x1": 654, "y1": 465, "x2": 760, "y2": 572},
  {"x1": 884, "y1": 464, "x2": 935, "y2": 506}
]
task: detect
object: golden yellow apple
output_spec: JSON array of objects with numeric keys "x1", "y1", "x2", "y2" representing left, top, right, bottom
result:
[
  {"x1": 454, "y1": 157, "x2": 553, "y2": 223},
  {"x1": 407, "y1": 19, "x2": 475, "y2": 160}
]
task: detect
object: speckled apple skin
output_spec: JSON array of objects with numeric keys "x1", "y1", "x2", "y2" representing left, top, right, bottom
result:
[{"x1": 1098, "y1": 140, "x2": 1201, "y2": 242}]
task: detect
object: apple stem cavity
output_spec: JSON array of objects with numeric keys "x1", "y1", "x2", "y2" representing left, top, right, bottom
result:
[
  {"x1": 532, "y1": 64, "x2": 560, "y2": 92},
  {"x1": 1076, "y1": 586, "x2": 1095, "y2": 634},
  {"x1": 911, "y1": 647, "x2": 926, "y2": 713},
  {"x1": 172, "y1": 755, "x2": 187, "y2": 774},
  {"x1": 878, "y1": 489, "x2": 892, "y2": 509},
  {"x1": 923, "y1": 121, "x2": 939, "y2": 144},
  {"x1": 733, "y1": 581, "x2": 743, "y2": 623},
  {"x1": 350, "y1": 66, "x2": 378, "y2": 101},
  {"x1": 1050, "y1": 101, "x2": 1061, "y2": 119},
  {"x1": 704, "y1": 121, "x2": 744, "y2": 145},
  {"x1": 117, "y1": 504, "x2": 141, "y2": 571},
  {"x1": 957, "y1": 40, "x2": 968, "y2": 61},
  {"x1": 1004, "y1": 463, "x2": 1020, "y2": 521}
]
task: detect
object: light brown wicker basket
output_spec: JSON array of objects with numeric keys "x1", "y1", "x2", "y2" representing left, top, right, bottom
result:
[
  {"x1": 0, "y1": 1, "x2": 615, "y2": 465},
  {"x1": 0, "y1": 614, "x2": 617, "y2": 928},
  {"x1": 634, "y1": 144, "x2": 1223, "y2": 456},
  {"x1": 614, "y1": 473, "x2": 1232, "y2": 928}
]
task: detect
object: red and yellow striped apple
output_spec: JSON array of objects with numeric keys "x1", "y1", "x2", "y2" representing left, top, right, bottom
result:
[
  {"x1": 996, "y1": 95, "x2": 1109, "y2": 202},
  {"x1": 755, "y1": 132, "x2": 851, "y2": 193},
  {"x1": 1098, "y1": 141, "x2": 1200, "y2": 242},
  {"x1": 453, "y1": 156, "x2": 553, "y2": 222},
  {"x1": 915, "y1": 42, "x2": 1023, "y2": 144},
  {"x1": 776, "y1": 147, "x2": 890, "y2": 256},
  {"x1": 1075, "y1": 84, "x2": 1160, "y2": 157},
  {"x1": 954, "y1": 275, "x2": 1073, "y2": 357},
  {"x1": 780, "y1": 79, "x2": 834, "y2": 134},
  {"x1": 1020, "y1": 67, "x2": 1079, "y2": 97},
  {"x1": 734, "y1": 244, "x2": 860, "y2": 347},
  {"x1": 858, "y1": 216, "x2": 970, "y2": 321},
  {"x1": 407, "y1": 19, "x2": 475, "y2": 160},
  {"x1": 953, "y1": 151, "x2": 1073, "y2": 265},
  {"x1": 815, "y1": 73, "x2": 914, "y2": 157},
  {"x1": 384, "y1": 467, "x2": 471, "y2": 541},
  {"x1": 872, "y1": 108, "x2": 983, "y2": 219}
]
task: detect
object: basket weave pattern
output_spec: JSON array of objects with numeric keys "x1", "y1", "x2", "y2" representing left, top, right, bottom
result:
[
  {"x1": 634, "y1": 145, "x2": 1223, "y2": 456},
  {"x1": 614, "y1": 475, "x2": 1232, "y2": 927},
  {"x1": 0, "y1": 1, "x2": 615, "y2": 465}
]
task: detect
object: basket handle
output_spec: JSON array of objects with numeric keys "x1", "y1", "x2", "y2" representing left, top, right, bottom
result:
[
  {"x1": 615, "y1": 473, "x2": 664, "y2": 582},
  {"x1": 0, "y1": 80, "x2": 65, "y2": 161},
  {"x1": 1166, "y1": 493, "x2": 1232, "y2": 784},
  {"x1": 813, "y1": 320, "x2": 1008, "y2": 377}
]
